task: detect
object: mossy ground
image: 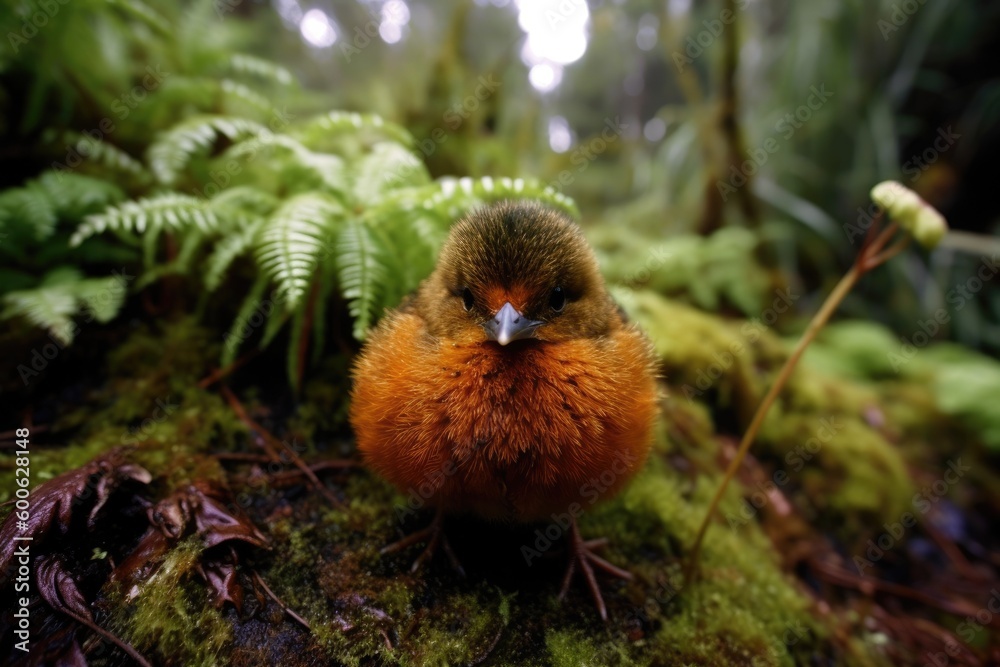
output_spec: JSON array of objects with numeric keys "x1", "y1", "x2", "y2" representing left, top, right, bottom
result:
[{"x1": 2, "y1": 294, "x2": 995, "y2": 666}]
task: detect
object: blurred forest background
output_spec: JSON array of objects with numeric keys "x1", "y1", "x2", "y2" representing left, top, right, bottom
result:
[
  {"x1": 2, "y1": 0, "x2": 999, "y2": 354},
  {"x1": 2, "y1": 1, "x2": 1000, "y2": 666}
]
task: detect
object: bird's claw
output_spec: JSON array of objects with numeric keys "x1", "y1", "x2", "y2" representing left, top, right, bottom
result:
[
  {"x1": 557, "y1": 519, "x2": 633, "y2": 622},
  {"x1": 381, "y1": 509, "x2": 465, "y2": 577}
]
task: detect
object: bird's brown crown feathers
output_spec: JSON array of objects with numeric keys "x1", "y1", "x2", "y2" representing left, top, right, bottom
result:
[{"x1": 413, "y1": 201, "x2": 618, "y2": 343}]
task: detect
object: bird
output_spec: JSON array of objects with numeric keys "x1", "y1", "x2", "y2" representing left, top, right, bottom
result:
[{"x1": 349, "y1": 201, "x2": 659, "y2": 619}]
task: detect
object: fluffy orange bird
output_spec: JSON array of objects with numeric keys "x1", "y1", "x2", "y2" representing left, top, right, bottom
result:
[{"x1": 350, "y1": 201, "x2": 659, "y2": 619}]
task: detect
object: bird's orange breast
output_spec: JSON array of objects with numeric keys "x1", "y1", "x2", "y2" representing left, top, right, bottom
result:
[{"x1": 350, "y1": 311, "x2": 659, "y2": 522}]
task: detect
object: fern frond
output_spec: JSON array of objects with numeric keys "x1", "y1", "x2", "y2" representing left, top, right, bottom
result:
[
  {"x1": 0, "y1": 185, "x2": 57, "y2": 241},
  {"x1": 424, "y1": 176, "x2": 580, "y2": 221},
  {"x1": 337, "y1": 217, "x2": 388, "y2": 340},
  {"x1": 72, "y1": 193, "x2": 219, "y2": 245},
  {"x1": 229, "y1": 54, "x2": 293, "y2": 86},
  {"x1": 254, "y1": 193, "x2": 344, "y2": 309},
  {"x1": 220, "y1": 79, "x2": 275, "y2": 116},
  {"x1": 36, "y1": 171, "x2": 124, "y2": 218},
  {"x1": 204, "y1": 217, "x2": 265, "y2": 292},
  {"x1": 75, "y1": 276, "x2": 128, "y2": 322},
  {"x1": 209, "y1": 186, "x2": 280, "y2": 217},
  {"x1": 352, "y1": 142, "x2": 429, "y2": 206},
  {"x1": 222, "y1": 274, "x2": 269, "y2": 366},
  {"x1": 294, "y1": 111, "x2": 414, "y2": 148},
  {"x1": 224, "y1": 134, "x2": 348, "y2": 196},
  {"x1": 107, "y1": 0, "x2": 171, "y2": 33},
  {"x1": 1, "y1": 268, "x2": 127, "y2": 344},
  {"x1": 149, "y1": 116, "x2": 269, "y2": 185},
  {"x1": 61, "y1": 133, "x2": 145, "y2": 175}
]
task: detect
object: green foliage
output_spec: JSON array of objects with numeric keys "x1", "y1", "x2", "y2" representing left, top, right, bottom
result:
[
  {"x1": 61, "y1": 102, "x2": 577, "y2": 386},
  {"x1": 1, "y1": 267, "x2": 127, "y2": 344}
]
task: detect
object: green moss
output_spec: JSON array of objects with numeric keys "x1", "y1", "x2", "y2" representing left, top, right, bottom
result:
[{"x1": 110, "y1": 539, "x2": 235, "y2": 667}]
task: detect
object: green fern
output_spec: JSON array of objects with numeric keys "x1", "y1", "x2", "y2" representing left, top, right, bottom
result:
[
  {"x1": 72, "y1": 193, "x2": 219, "y2": 246},
  {"x1": 59, "y1": 108, "x2": 581, "y2": 385},
  {"x1": 2, "y1": 267, "x2": 127, "y2": 344},
  {"x1": 337, "y1": 217, "x2": 389, "y2": 340},
  {"x1": 228, "y1": 54, "x2": 294, "y2": 86},
  {"x1": 148, "y1": 116, "x2": 269, "y2": 185},
  {"x1": 254, "y1": 193, "x2": 344, "y2": 309},
  {"x1": 59, "y1": 134, "x2": 146, "y2": 176}
]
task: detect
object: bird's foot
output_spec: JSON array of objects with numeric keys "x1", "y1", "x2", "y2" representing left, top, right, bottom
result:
[
  {"x1": 380, "y1": 508, "x2": 465, "y2": 577},
  {"x1": 557, "y1": 518, "x2": 633, "y2": 621}
]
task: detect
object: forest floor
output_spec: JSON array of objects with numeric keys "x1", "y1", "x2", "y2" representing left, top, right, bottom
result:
[{"x1": 1, "y1": 293, "x2": 999, "y2": 666}]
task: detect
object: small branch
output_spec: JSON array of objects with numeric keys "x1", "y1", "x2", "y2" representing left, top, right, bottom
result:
[
  {"x1": 219, "y1": 385, "x2": 342, "y2": 507},
  {"x1": 685, "y1": 214, "x2": 905, "y2": 581},
  {"x1": 198, "y1": 349, "x2": 261, "y2": 389},
  {"x1": 252, "y1": 571, "x2": 311, "y2": 631}
]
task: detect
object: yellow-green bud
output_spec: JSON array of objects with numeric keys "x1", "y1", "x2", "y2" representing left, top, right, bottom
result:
[{"x1": 870, "y1": 181, "x2": 948, "y2": 249}]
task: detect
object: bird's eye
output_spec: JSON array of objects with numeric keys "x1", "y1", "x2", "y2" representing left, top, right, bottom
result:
[
  {"x1": 550, "y1": 286, "x2": 566, "y2": 312},
  {"x1": 462, "y1": 287, "x2": 475, "y2": 311}
]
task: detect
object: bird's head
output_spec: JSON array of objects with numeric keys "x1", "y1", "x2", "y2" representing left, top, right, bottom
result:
[{"x1": 415, "y1": 201, "x2": 615, "y2": 346}]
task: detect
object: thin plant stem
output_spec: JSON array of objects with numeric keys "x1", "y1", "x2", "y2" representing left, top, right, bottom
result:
[
  {"x1": 683, "y1": 216, "x2": 901, "y2": 581},
  {"x1": 684, "y1": 264, "x2": 863, "y2": 582}
]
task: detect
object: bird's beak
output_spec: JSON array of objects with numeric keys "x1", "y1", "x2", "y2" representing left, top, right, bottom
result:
[{"x1": 484, "y1": 302, "x2": 543, "y2": 346}]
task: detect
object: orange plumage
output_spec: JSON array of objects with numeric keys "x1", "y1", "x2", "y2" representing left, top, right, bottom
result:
[{"x1": 349, "y1": 201, "x2": 659, "y2": 618}]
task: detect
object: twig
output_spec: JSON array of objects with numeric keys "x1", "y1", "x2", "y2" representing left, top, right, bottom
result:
[
  {"x1": 219, "y1": 385, "x2": 341, "y2": 507},
  {"x1": 197, "y1": 349, "x2": 261, "y2": 389},
  {"x1": 252, "y1": 571, "x2": 311, "y2": 631},
  {"x1": 685, "y1": 214, "x2": 900, "y2": 581}
]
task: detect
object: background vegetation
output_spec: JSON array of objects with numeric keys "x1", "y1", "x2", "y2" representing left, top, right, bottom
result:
[{"x1": 0, "y1": 1, "x2": 998, "y2": 666}]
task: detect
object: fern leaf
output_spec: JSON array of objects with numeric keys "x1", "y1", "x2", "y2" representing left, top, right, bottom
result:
[
  {"x1": 107, "y1": 0, "x2": 171, "y2": 33},
  {"x1": 222, "y1": 274, "x2": 269, "y2": 366},
  {"x1": 352, "y1": 142, "x2": 429, "y2": 206},
  {"x1": 61, "y1": 133, "x2": 145, "y2": 175},
  {"x1": 0, "y1": 185, "x2": 57, "y2": 241},
  {"x1": 425, "y1": 176, "x2": 580, "y2": 220},
  {"x1": 75, "y1": 276, "x2": 127, "y2": 323},
  {"x1": 254, "y1": 193, "x2": 344, "y2": 308},
  {"x1": 209, "y1": 186, "x2": 280, "y2": 216},
  {"x1": 294, "y1": 111, "x2": 414, "y2": 148},
  {"x1": 337, "y1": 217, "x2": 388, "y2": 340},
  {"x1": 36, "y1": 171, "x2": 124, "y2": 218},
  {"x1": 2, "y1": 286, "x2": 77, "y2": 344},
  {"x1": 148, "y1": 116, "x2": 268, "y2": 185},
  {"x1": 72, "y1": 193, "x2": 218, "y2": 245},
  {"x1": 229, "y1": 54, "x2": 293, "y2": 86},
  {"x1": 204, "y1": 218, "x2": 264, "y2": 292},
  {"x1": 220, "y1": 79, "x2": 274, "y2": 116},
  {"x1": 0, "y1": 268, "x2": 124, "y2": 344}
]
